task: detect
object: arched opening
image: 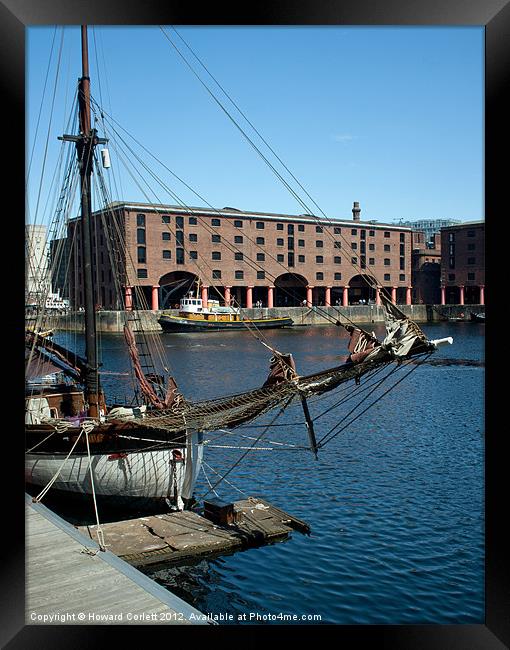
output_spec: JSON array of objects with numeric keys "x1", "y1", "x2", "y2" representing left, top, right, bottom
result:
[
  {"x1": 396, "y1": 287, "x2": 407, "y2": 305},
  {"x1": 274, "y1": 273, "x2": 309, "y2": 307},
  {"x1": 348, "y1": 275, "x2": 376, "y2": 305},
  {"x1": 416, "y1": 262, "x2": 441, "y2": 304},
  {"x1": 464, "y1": 285, "x2": 479, "y2": 305},
  {"x1": 159, "y1": 271, "x2": 198, "y2": 309},
  {"x1": 445, "y1": 286, "x2": 459, "y2": 305}
]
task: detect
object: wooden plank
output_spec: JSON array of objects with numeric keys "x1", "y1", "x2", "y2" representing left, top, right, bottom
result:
[
  {"x1": 253, "y1": 497, "x2": 311, "y2": 534},
  {"x1": 79, "y1": 520, "x2": 171, "y2": 556},
  {"x1": 236, "y1": 510, "x2": 292, "y2": 539},
  {"x1": 25, "y1": 500, "x2": 210, "y2": 625}
]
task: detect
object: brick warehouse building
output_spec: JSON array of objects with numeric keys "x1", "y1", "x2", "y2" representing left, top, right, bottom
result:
[
  {"x1": 440, "y1": 221, "x2": 485, "y2": 305},
  {"x1": 65, "y1": 201, "x2": 415, "y2": 311}
]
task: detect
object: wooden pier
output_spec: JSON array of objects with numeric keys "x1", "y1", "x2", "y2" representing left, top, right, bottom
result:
[
  {"x1": 78, "y1": 497, "x2": 310, "y2": 568},
  {"x1": 25, "y1": 495, "x2": 211, "y2": 625}
]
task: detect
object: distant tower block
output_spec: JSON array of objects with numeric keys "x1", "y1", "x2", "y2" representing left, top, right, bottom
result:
[{"x1": 352, "y1": 201, "x2": 361, "y2": 221}]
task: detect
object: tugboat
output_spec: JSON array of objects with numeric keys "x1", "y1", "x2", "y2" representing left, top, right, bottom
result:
[{"x1": 158, "y1": 291, "x2": 294, "y2": 333}]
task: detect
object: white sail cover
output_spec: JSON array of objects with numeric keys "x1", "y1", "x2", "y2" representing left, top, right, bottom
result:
[{"x1": 365, "y1": 296, "x2": 430, "y2": 361}]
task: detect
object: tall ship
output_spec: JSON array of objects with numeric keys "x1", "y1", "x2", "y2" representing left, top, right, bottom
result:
[{"x1": 26, "y1": 25, "x2": 453, "y2": 519}]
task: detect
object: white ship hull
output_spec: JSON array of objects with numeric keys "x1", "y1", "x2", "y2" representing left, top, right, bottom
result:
[{"x1": 26, "y1": 434, "x2": 204, "y2": 509}]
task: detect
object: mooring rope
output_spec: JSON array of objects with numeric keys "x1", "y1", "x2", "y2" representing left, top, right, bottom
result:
[{"x1": 84, "y1": 427, "x2": 106, "y2": 551}]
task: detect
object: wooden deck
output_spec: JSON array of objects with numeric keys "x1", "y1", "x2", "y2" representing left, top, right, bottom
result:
[
  {"x1": 78, "y1": 497, "x2": 310, "y2": 568},
  {"x1": 25, "y1": 495, "x2": 211, "y2": 625}
]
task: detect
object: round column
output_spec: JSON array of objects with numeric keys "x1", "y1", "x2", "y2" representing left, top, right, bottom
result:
[
  {"x1": 325, "y1": 286, "x2": 331, "y2": 307},
  {"x1": 125, "y1": 286, "x2": 133, "y2": 311},
  {"x1": 406, "y1": 286, "x2": 412, "y2": 305},
  {"x1": 201, "y1": 285, "x2": 209, "y2": 307},
  {"x1": 306, "y1": 286, "x2": 314, "y2": 307},
  {"x1": 479, "y1": 285, "x2": 484, "y2": 306},
  {"x1": 459, "y1": 285, "x2": 465, "y2": 306},
  {"x1": 375, "y1": 286, "x2": 381, "y2": 306},
  {"x1": 342, "y1": 286, "x2": 348, "y2": 307},
  {"x1": 267, "y1": 285, "x2": 274, "y2": 309},
  {"x1": 391, "y1": 286, "x2": 397, "y2": 304},
  {"x1": 441, "y1": 286, "x2": 446, "y2": 305},
  {"x1": 151, "y1": 285, "x2": 159, "y2": 311},
  {"x1": 224, "y1": 285, "x2": 231, "y2": 305},
  {"x1": 246, "y1": 286, "x2": 253, "y2": 309}
]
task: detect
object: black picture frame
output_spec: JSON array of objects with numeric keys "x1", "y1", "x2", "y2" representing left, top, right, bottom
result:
[{"x1": 5, "y1": 1, "x2": 507, "y2": 647}]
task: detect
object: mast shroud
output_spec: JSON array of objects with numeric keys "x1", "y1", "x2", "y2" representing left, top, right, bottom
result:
[{"x1": 60, "y1": 25, "x2": 107, "y2": 417}]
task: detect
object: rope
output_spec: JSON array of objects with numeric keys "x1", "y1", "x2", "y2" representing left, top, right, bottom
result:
[
  {"x1": 84, "y1": 427, "x2": 106, "y2": 551},
  {"x1": 32, "y1": 425, "x2": 86, "y2": 502},
  {"x1": 200, "y1": 395, "x2": 294, "y2": 499},
  {"x1": 317, "y1": 353, "x2": 432, "y2": 448},
  {"x1": 200, "y1": 463, "x2": 220, "y2": 498},
  {"x1": 87, "y1": 95, "x2": 360, "y2": 331},
  {"x1": 200, "y1": 461, "x2": 249, "y2": 498},
  {"x1": 157, "y1": 26, "x2": 401, "y2": 314}
]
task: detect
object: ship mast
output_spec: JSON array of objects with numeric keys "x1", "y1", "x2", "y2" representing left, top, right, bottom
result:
[{"x1": 60, "y1": 25, "x2": 107, "y2": 417}]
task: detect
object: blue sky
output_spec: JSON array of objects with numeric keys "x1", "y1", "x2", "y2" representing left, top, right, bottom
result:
[{"x1": 26, "y1": 25, "x2": 484, "y2": 225}]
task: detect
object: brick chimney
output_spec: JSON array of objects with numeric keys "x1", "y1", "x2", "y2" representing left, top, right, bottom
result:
[{"x1": 352, "y1": 201, "x2": 361, "y2": 221}]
